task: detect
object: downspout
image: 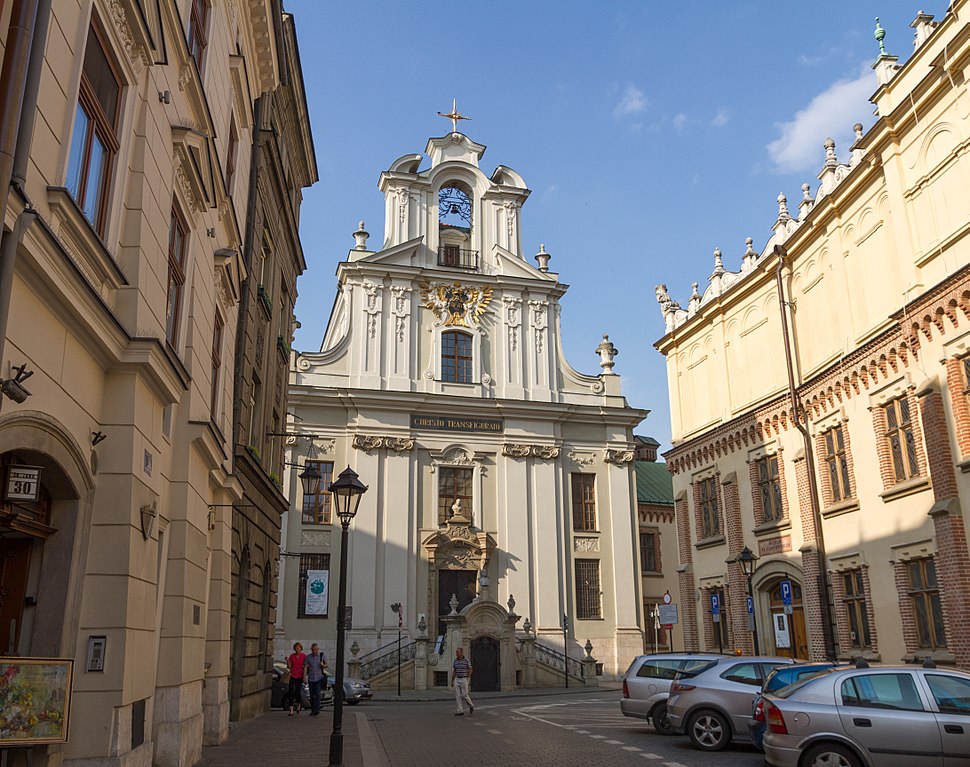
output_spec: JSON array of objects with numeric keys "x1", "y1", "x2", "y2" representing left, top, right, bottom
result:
[
  {"x1": 231, "y1": 95, "x2": 264, "y2": 451},
  {"x1": 773, "y1": 243, "x2": 836, "y2": 660},
  {"x1": 0, "y1": 0, "x2": 38, "y2": 229},
  {"x1": 0, "y1": 0, "x2": 49, "y2": 383}
]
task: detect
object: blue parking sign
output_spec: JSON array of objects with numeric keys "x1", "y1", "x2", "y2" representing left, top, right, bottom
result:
[
  {"x1": 780, "y1": 580, "x2": 792, "y2": 606},
  {"x1": 746, "y1": 596, "x2": 754, "y2": 614},
  {"x1": 711, "y1": 593, "x2": 720, "y2": 615}
]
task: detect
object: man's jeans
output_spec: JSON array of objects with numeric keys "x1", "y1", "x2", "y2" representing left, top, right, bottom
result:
[
  {"x1": 454, "y1": 677, "x2": 473, "y2": 713},
  {"x1": 309, "y1": 679, "x2": 324, "y2": 714}
]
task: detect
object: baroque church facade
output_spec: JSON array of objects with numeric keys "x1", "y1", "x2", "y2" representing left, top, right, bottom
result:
[
  {"x1": 655, "y1": 7, "x2": 970, "y2": 670},
  {"x1": 279, "y1": 126, "x2": 646, "y2": 685}
]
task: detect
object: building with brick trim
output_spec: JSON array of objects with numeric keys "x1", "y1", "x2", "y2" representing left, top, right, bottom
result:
[{"x1": 654, "y1": 6, "x2": 970, "y2": 670}]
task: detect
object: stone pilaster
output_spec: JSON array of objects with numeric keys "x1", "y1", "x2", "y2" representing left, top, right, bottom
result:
[
  {"x1": 793, "y1": 453, "x2": 826, "y2": 660},
  {"x1": 674, "y1": 493, "x2": 698, "y2": 650}
]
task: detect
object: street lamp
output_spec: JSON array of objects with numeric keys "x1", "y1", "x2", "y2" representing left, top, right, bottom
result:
[
  {"x1": 327, "y1": 466, "x2": 368, "y2": 767},
  {"x1": 391, "y1": 602, "x2": 402, "y2": 696},
  {"x1": 298, "y1": 461, "x2": 321, "y2": 497},
  {"x1": 736, "y1": 546, "x2": 760, "y2": 655}
]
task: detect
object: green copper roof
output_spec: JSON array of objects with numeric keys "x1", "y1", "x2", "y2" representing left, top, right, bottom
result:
[{"x1": 635, "y1": 460, "x2": 674, "y2": 506}]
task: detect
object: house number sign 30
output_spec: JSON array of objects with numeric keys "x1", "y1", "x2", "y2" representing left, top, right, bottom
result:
[{"x1": 5, "y1": 465, "x2": 42, "y2": 501}]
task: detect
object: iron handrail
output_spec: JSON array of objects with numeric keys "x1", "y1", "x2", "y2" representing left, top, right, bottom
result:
[{"x1": 359, "y1": 640, "x2": 416, "y2": 680}]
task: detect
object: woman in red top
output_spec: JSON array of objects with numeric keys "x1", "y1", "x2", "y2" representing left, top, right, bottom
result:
[{"x1": 286, "y1": 642, "x2": 307, "y2": 715}]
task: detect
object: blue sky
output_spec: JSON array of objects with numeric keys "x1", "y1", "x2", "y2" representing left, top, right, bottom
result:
[{"x1": 285, "y1": 0, "x2": 933, "y2": 454}]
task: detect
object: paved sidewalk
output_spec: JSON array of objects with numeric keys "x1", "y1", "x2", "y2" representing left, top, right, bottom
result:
[{"x1": 199, "y1": 685, "x2": 620, "y2": 767}]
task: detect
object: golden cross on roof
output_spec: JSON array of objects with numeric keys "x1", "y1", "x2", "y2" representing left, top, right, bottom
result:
[{"x1": 437, "y1": 99, "x2": 472, "y2": 133}]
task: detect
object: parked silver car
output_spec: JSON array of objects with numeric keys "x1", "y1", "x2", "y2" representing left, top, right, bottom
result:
[
  {"x1": 666, "y1": 655, "x2": 795, "y2": 751},
  {"x1": 763, "y1": 662, "x2": 970, "y2": 767},
  {"x1": 620, "y1": 653, "x2": 723, "y2": 734}
]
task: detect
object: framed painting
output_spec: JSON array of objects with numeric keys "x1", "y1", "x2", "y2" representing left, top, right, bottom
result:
[{"x1": 0, "y1": 658, "x2": 74, "y2": 745}]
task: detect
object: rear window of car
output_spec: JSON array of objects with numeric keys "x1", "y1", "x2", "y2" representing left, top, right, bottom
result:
[
  {"x1": 636, "y1": 660, "x2": 682, "y2": 679},
  {"x1": 841, "y1": 673, "x2": 925, "y2": 711},
  {"x1": 721, "y1": 662, "x2": 763, "y2": 686},
  {"x1": 674, "y1": 660, "x2": 718, "y2": 680}
]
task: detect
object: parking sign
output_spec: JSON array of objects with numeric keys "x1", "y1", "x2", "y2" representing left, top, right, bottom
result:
[
  {"x1": 780, "y1": 580, "x2": 792, "y2": 606},
  {"x1": 746, "y1": 596, "x2": 754, "y2": 614},
  {"x1": 711, "y1": 593, "x2": 720, "y2": 615}
]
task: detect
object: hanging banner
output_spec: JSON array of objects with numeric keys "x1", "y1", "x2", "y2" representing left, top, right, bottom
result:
[{"x1": 305, "y1": 570, "x2": 329, "y2": 616}]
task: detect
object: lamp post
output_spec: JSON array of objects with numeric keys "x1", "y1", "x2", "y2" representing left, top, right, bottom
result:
[
  {"x1": 390, "y1": 602, "x2": 402, "y2": 696},
  {"x1": 562, "y1": 613, "x2": 569, "y2": 689},
  {"x1": 736, "y1": 546, "x2": 760, "y2": 655},
  {"x1": 327, "y1": 466, "x2": 367, "y2": 767}
]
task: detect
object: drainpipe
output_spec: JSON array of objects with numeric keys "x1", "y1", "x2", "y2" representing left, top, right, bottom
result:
[
  {"x1": 0, "y1": 0, "x2": 49, "y2": 390},
  {"x1": 0, "y1": 0, "x2": 39, "y2": 229},
  {"x1": 773, "y1": 243, "x2": 836, "y2": 661}
]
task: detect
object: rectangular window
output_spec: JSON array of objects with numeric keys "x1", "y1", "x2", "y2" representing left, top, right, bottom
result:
[
  {"x1": 297, "y1": 553, "x2": 330, "y2": 619},
  {"x1": 639, "y1": 530, "x2": 659, "y2": 573},
  {"x1": 842, "y1": 569, "x2": 871, "y2": 649},
  {"x1": 66, "y1": 21, "x2": 121, "y2": 234},
  {"x1": 699, "y1": 477, "x2": 720, "y2": 538},
  {"x1": 441, "y1": 331, "x2": 472, "y2": 383},
  {"x1": 165, "y1": 203, "x2": 188, "y2": 347},
  {"x1": 187, "y1": 0, "x2": 209, "y2": 72},
  {"x1": 442, "y1": 245, "x2": 460, "y2": 266},
  {"x1": 438, "y1": 466, "x2": 473, "y2": 524},
  {"x1": 575, "y1": 559, "x2": 602, "y2": 620},
  {"x1": 210, "y1": 312, "x2": 223, "y2": 419},
  {"x1": 226, "y1": 115, "x2": 238, "y2": 195},
  {"x1": 824, "y1": 426, "x2": 853, "y2": 503},
  {"x1": 963, "y1": 356, "x2": 970, "y2": 407},
  {"x1": 571, "y1": 474, "x2": 597, "y2": 531},
  {"x1": 248, "y1": 372, "x2": 261, "y2": 453},
  {"x1": 301, "y1": 461, "x2": 335, "y2": 525},
  {"x1": 756, "y1": 455, "x2": 783, "y2": 522},
  {"x1": 884, "y1": 396, "x2": 919, "y2": 483},
  {"x1": 908, "y1": 557, "x2": 946, "y2": 649}
]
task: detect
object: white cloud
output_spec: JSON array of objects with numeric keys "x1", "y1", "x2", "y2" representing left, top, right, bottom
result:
[
  {"x1": 672, "y1": 112, "x2": 688, "y2": 130},
  {"x1": 710, "y1": 108, "x2": 730, "y2": 127},
  {"x1": 613, "y1": 83, "x2": 648, "y2": 118},
  {"x1": 798, "y1": 53, "x2": 824, "y2": 66},
  {"x1": 767, "y1": 67, "x2": 873, "y2": 173}
]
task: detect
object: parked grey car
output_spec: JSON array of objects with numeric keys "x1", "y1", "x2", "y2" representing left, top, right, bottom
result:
[
  {"x1": 762, "y1": 663, "x2": 970, "y2": 767},
  {"x1": 666, "y1": 655, "x2": 795, "y2": 751},
  {"x1": 620, "y1": 653, "x2": 723, "y2": 734}
]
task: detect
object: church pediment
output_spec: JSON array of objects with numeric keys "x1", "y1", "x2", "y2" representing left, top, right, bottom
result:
[
  {"x1": 492, "y1": 245, "x2": 552, "y2": 280},
  {"x1": 355, "y1": 236, "x2": 424, "y2": 267}
]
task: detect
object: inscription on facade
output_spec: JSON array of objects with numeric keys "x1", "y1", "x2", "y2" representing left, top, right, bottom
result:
[
  {"x1": 758, "y1": 535, "x2": 792, "y2": 556},
  {"x1": 411, "y1": 415, "x2": 503, "y2": 433}
]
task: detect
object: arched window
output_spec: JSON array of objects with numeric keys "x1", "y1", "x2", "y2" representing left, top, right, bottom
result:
[{"x1": 441, "y1": 331, "x2": 472, "y2": 383}]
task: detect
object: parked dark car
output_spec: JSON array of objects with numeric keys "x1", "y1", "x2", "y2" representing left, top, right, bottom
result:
[{"x1": 749, "y1": 662, "x2": 836, "y2": 749}]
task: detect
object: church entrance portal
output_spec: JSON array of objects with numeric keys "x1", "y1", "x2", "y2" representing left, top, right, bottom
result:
[
  {"x1": 470, "y1": 636, "x2": 500, "y2": 692},
  {"x1": 437, "y1": 569, "x2": 476, "y2": 637}
]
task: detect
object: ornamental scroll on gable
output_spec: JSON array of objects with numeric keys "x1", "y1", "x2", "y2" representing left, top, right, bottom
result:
[{"x1": 421, "y1": 281, "x2": 493, "y2": 327}]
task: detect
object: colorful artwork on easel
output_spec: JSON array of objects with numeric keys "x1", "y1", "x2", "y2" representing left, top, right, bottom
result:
[{"x1": 0, "y1": 658, "x2": 73, "y2": 745}]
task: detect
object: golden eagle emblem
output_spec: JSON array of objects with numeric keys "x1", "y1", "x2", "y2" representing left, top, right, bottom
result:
[{"x1": 420, "y1": 281, "x2": 493, "y2": 327}]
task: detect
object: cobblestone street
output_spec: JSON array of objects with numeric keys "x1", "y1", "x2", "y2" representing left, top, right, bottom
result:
[{"x1": 202, "y1": 690, "x2": 765, "y2": 767}]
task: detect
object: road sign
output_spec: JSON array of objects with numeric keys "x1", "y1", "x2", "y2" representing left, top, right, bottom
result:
[
  {"x1": 658, "y1": 604, "x2": 679, "y2": 625},
  {"x1": 780, "y1": 580, "x2": 793, "y2": 606},
  {"x1": 784, "y1": 604, "x2": 793, "y2": 615},
  {"x1": 712, "y1": 612, "x2": 720, "y2": 623},
  {"x1": 662, "y1": 591, "x2": 672, "y2": 605},
  {"x1": 746, "y1": 596, "x2": 754, "y2": 614},
  {"x1": 711, "y1": 593, "x2": 720, "y2": 615}
]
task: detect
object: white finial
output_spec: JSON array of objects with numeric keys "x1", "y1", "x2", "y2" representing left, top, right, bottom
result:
[
  {"x1": 824, "y1": 137, "x2": 837, "y2": 167},
  {"x1": 712, "y1": 247, "x2": 724, "y2": 273},
  {"x1": 777, "y1": 193, "x2": 791, "y2": 222},
  {"x1": 595, "y1": 334, "x2": 618, "y2": 373},
  {"x1": 353, "y1": 221, "x2": 370, "y2": 251},
  {"x1": 535, "y1": 243, "x2": 551, "y2": 272}
]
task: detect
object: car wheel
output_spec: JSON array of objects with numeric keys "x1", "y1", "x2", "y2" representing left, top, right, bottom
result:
[
  {"x1": 801, "y1": 742, "x2": 862, "y2": 767},
  {"x1": 651, "y1": 703, "x2": 675, "y2": 735},
  {"x1": 687, "y1": 710, "x2": 730, "y2": 752}
]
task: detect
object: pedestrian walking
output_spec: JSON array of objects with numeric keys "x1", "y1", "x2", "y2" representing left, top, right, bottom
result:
[
  {"x1": 451, "y1": 647, "x2": 474, "y2": 716},
  {"x1": 286, "y1": 642, "x2": 307, "y2": 716},
  {"x1": 305, "y1": 643, "x2": 328, "y2": 716}
]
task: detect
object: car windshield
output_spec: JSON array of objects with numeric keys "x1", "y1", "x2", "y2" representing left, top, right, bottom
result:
[{"x1": 774, "y1": 668, "x2": 835, "y2": 698}]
